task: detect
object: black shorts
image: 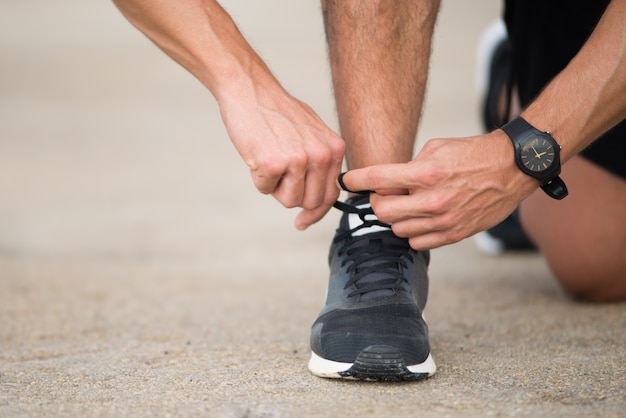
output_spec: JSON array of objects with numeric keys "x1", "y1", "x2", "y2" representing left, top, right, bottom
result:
[{"x1": 504, "y1": 0, "x2": 626, "y2": 179}]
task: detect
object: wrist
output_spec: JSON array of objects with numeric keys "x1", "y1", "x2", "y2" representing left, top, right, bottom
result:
[
  {"x1": 185, "y1": 8, "x2": 282, "y2": 107},
  {"x1": 210, "y1": 53, "x2": 286, "y2": 112},
  {"x1": 491, "y1": 128, "x2": 538, "y2": 183}
]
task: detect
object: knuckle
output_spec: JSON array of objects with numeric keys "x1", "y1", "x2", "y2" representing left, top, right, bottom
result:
[
  {"x1": 309, "y1": 145, "x2": 332, "y2": 168},
  {"x1": 422, "y1": 198, "x2": 445, "y2": 214},
  {"x1": 433, "y1": 212, "x2": 455, "y2": 231},
  {"x1": 390, "y1": 223, "x2": 408, "y2": 238},
  {"x1": 301, "y1": 192, "x2": 324, "y2": 210},
  {"x1": 323, "y1": 189, "x2": 340, "y2": 205},
  {"x1": 372, "y1": 203, "x2": 392, "y2": 223},
  {"x1": 260, "y1": 158, "x2": 287, "y2": 178},
  {"x1": 423, "y1": 137, "x2": 445, "y2": 152},
  {"x1": 322, "y1": 197, "x2": 337, "y2": 210},
  {"x1": 290, "y1": 150, "x2": 308, "y2": 171},
  {"x1": 254, "y1": 182, "x2": 273, "y2": 195},
  {"x1": 331, "y1": 137, "x2": 346, "y2": 157},
  {"x1": 448, "y1": 229, "x2": 465, "y2": 244},
  {"x1": 362, "y1": 170, "x2": 384, "y2": 190},
  {"x1": 435, "y1": 214, "x2": 465, "y2": 244},
  {"x1": 419, "y1": 167, "x2": 444, "y2": 188},
  {"x1": 275, "y1": 191, "x2": 300, "y2": 209}
]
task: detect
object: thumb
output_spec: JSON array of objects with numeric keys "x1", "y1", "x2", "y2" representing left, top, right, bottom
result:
[{"x1": 294, "y1": 203, "x2": 333, "y2": 230}]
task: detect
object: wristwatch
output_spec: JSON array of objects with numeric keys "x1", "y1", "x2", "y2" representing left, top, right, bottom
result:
[{"x1": 501, "y1": 116, "x2": 568, "y2": 200}]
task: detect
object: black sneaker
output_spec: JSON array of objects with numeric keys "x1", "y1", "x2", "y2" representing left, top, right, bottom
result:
[
  {"x1": 308, "y1": 195, "x2": 435, "y2": 381},
  {"x1": 477, "y1": 19, "x2": 512, "y2": 132},
  {"x1": 475, "y1": 20, "x2": 536, "y2": 255},
  {"x1": 475, "y1": 209, "x2": 536, "y2": 255}
]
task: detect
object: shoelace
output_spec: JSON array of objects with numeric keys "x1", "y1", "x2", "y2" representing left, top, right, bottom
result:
[{"x1": 333, "y1": 201, "x2": 414, "y2": 298}]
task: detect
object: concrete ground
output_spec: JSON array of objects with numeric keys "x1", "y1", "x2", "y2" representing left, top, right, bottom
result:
[{"x1": 1, "y1": 1, "x2": 625, "y2": 417}]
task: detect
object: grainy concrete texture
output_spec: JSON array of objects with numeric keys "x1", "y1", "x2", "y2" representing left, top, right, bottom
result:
[{"x1": 1, "y1": 1, "x2": 625, "y2": 417}]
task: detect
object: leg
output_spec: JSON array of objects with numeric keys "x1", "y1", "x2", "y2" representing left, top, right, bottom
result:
[
  {"x1": 322, "y1": 0, "x2": 440, "y2": 169},
  {"x1": 308, "y1": 0, "x2": 441, "y2": 381},
  {"x1": 520, "y1": 157, "x2": 626, "y2": 302}
]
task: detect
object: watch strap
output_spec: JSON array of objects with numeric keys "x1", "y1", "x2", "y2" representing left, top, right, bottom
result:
[
  {"x1": 541, "y1": 177, "x2": 568, "y2": 200},
  {"x1": 501, "y1": 116, "x2": 535, "y2": 139}
]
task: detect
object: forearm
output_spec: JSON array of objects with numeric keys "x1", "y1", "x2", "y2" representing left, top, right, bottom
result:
[
  {"x1": 521, "y1": 0, "x2": 626, "y2": 162},
  {"x1": 323, "y1": 0, "x2": 441, "y2": 168},
  {"x1": 112, "y1": 0, "x2": 282, "y2": 105},
  {"x1": 113, "y1": 0, "x2": 346, "y2": 228}
]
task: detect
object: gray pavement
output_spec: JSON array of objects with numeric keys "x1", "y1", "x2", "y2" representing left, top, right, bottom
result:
[{"x1": 1, "y1": 1, "x2": 625, "y2": 417}]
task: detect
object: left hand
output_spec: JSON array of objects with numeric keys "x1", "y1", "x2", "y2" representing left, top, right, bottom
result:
[{"x1": 339, "y1": 131, "x2": 539, "y2": 250}]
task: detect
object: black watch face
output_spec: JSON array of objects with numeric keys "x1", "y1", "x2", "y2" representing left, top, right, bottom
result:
[{"x1": 520, "y1": 136, "x2": 556, "y2": 173}]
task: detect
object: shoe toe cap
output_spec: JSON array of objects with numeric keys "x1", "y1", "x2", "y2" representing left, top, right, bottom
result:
[{"x1": 310, "y1": 304, "x2": 430, "y2": 365}]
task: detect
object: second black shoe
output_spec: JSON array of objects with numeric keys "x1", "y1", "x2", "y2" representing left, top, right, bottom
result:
[
  {"x1": 308, "y1": 195, "x2": 436, "y2": 381},
  {"x1": 475, "y1": 20, "x2": 536, "y2": 255},
  {"x1": 475, "y1": 209, "x2": 536, "y2": 255}
]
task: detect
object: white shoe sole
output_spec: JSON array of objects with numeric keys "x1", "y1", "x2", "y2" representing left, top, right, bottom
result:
[{"x1": 308, "y1": 346, "x2": 436, "y2": 381}]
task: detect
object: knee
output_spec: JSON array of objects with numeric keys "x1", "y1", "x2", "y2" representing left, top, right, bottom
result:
[
  {"x1": 547, "y1": 255, "x2": 626, "y2": 303},
  {"x1": 519, "y1": 200, "x2": 626, "y2": 303},
  {"x1": 518, "y1": 156, "x2": 626, "y2": 303}
]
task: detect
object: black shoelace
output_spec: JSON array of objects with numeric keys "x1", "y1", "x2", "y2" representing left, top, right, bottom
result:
[{"x1": 333, "y1": 201, "x2": 414, "y2": 298}]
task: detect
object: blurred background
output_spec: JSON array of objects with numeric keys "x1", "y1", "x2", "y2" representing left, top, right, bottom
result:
[
  {"x1": 5, "y1": 2, "x2": 626, "y2": 416},
  {"x1": 0, "y1": 0, "x2": 501, "y2": 265}
]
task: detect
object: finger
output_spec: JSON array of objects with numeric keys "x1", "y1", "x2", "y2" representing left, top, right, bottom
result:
[
  {"x1": 299, "y1": 171, "x2": 324, "y2": 210},
  {"x1": 250, "y1": 167, "x2": 282, "y2": 195},
  {"x1": 338, "y1": 163, "x2": 416, "y2": 194},
  {"x1": 248, "y1": 150, "x2": 304, "y2": 196},
  {"x1": 300, "y1": 138, "x2": 343, "y2": 213},
  {"x1": 391, "y1": 216, "x2": 467, "y2": 250},
  {"x1": 294, "y1": 200, "x2": 336, "y2": 230},
  {"x1": 408, "y1": 232, "x2": 450, "y2": 251},
  {"x1": 295, "y1": 159, "x2": 342, "y2": 229},
  {"x1": 370, "y1": 192, "x2": 438, "y2": 225},
  {"x1": 300, "y1": 151, "x2": 333, "y2": 210},
  {"x1": 272, "y1": 170, "x2": 305, "y2": 208},
  {"x1": 337, "y1": 172, "x2": 372, "y2": 195},
  {"x1": 337, "y1": 171, "x2": 407, "y2": 197}
]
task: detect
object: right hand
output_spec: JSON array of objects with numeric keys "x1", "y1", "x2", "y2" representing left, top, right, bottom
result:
[
  {"x1": 338, "y1": 132, "x2": 537, "y2": 250},
  {"x1": 219, "y1": 89, "x2": 345, "y2": 230}
]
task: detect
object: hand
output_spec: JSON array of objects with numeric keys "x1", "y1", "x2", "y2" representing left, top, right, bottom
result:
[
  {"x1": 219, "y1": 89, "x2": 345, "y2": 230},
  {"x1": 338, "y1": 131, "x2": 538, "y2": 250},
  {"x1": 112, "y1": 0, "x2": 345, "y2": 229}
]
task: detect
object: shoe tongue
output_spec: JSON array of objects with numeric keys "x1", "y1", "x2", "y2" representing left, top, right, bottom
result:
[
  {"x1": 342, "y1": 196, "x2": 395, "y2": 300},
  {"x1": 358, "y1": 245, "x2": 396, "y2": 301},
  {"x1": 345, "y1": 200, "x2": 390, "y2": 237}
]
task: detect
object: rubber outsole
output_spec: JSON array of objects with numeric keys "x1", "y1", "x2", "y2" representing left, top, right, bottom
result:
[{"x1": 308, "y1": 345, "x2": 436, "y2": 382}]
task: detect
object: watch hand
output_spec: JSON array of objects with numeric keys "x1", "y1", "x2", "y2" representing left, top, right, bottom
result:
[
  {"x1": 531, "y1": 146, "x2": 541, "y2": 158},
  {"x1": 537, "y1": 151, "x2": 547, "y2": 157}
]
